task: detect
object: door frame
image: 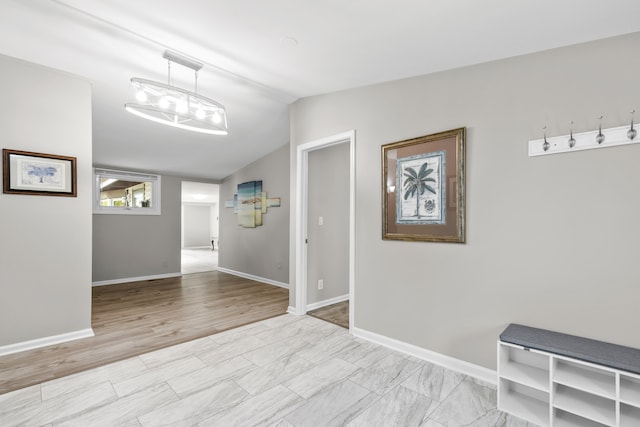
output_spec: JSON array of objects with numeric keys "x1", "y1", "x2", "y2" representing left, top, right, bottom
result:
[{"x1": 294, "y1": 130, "x2": 355, "y2": 331}]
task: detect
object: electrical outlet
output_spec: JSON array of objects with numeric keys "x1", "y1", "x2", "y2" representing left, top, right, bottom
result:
[
  {"x1": 318, "y1": 279, "x2": 324, "y2": 290},
  {"x1": 318, "y1": 216, "x2": 324, "y2": 226}
]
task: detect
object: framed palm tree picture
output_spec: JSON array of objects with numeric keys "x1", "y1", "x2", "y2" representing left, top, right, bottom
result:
[{"x1": 382, "y1": 127, "x2": 465, "y2": 243}]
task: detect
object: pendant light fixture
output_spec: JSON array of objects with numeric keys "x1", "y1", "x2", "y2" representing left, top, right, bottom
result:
[{"x1": 125, "y1": 51, "x2": 228, "y2": 135}]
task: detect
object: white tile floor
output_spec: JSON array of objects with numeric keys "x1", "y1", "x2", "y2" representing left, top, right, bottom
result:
[
  {"x1": 0, "y1": 315, "x2": 537, "y2": 426},
  {"x1": 182, "y1": 248, "x2": 218, "y2": 274}
]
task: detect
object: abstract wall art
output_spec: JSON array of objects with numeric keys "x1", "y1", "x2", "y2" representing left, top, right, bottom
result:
[{"x1": 225, "y1": 180, "x2": 281, "y2": 228}]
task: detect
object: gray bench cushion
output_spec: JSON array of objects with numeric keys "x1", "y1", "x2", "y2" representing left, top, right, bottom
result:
[{"x1": 500, "y1": 323, "x2": 640, "y2": 375}]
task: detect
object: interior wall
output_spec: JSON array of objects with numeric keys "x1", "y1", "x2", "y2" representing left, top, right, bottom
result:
[
  {"x1": 93, "y1": 174, "x2": 181, "y2": 283},
  {"x1": 219, "y1": 143, "x2": 290, "y2": 284},
  {"x1": 183, "y1": 204, "x2": 211, "y2": 247},
  {"x1": 306, "y1": 143, "x2": 350, "y2": 305},
  {"x1": 211, "y1": 202, "x2": 219, "y2": 239},
  {"x1": 0, "y1": 54, "x2": 92, "y2": 346},
  {"x1": 289, "y1": 32, "x2": 640, "y2": 370}
]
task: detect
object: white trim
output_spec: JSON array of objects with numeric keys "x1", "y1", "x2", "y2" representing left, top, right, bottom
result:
[
  {"x1": 306, "y1": 294, "x2": 349, "y2": 311},
  {"x1": 287, "y1": 306, "x2": 298, "y2": 315},
  {"x1": 92, "y1": 272, "x2": 182, "y2": 287},
  {"x1": 294, "y1": 140, "x2": 308, "y2": 315},
  {"x1": 216, "y1": 267, "x2": 289, "y2": 289},
  {"x1": 93, "y1": 168, "x2": 162, "y2": 215},
  {"x1": 0, "y1": 328, "x2": 94, "y2": 356},
  {"x1": 348, "y1": 132, "x2": 356, "y2": 334},
  {"x1": 352, "y1": 326, "x2": 496, "y2": 386},
  {"x1": 295, "y1": 130, "x2": 356, "y2": 333}
]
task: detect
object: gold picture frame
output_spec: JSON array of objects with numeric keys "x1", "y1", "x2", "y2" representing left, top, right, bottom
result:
[{"x1": 382, "y1": 127, "x2": 465, "y2": 243}]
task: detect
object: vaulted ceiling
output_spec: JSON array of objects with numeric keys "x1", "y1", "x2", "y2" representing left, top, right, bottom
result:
[{"x1": 2, "y1": 1, "x2": 640, "y2": 180}]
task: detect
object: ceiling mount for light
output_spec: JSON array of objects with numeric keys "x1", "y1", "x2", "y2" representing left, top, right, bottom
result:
[{"x1": 125, "y1": 50, "x2": 228, "y2": 135}]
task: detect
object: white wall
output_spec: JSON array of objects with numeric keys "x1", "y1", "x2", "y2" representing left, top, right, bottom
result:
[
  {"x1": 183, "y1": 204, "x2": 212, "y2": 247},
  {"x1": 289, "y1": 33, "x2": 640, "y2": 370},
  {"x1": 211, "y1": 203, "x2": 219, "y2": 239},
  {"x1": 0, "y1": 54, "x2": 92, "y2": 347}
]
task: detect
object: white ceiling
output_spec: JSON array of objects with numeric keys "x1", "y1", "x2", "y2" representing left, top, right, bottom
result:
[{"x1": 1, "y1": 1, "x2": 640, "y2": 181}]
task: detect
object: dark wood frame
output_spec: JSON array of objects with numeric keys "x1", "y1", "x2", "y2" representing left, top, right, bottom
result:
[
  {"x1": 382, "y1": 127, "x2": 465, "y2": 243},
  {"x1": 3, "y1": 149, "x2": 77, "y2": 197}
]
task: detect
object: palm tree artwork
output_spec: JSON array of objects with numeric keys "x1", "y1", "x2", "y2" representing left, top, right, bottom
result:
[{"x1": 403, "y1": 162, "x2": 436, "y2": 218}]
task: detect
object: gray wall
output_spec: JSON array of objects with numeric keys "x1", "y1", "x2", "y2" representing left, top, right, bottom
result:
[
  {"x1": 289, "y1": 33, "x2": 640, "y2": 370},
  {"x1": 0, "y1": 54, "x2": 92, "y2": 346},
  {"x1": 306, "y1": 143, "x2": 350, "y2": 304},
  {"x1": 183, "y1": 204, "x2": 211, "y2": 247},
  {"x1": 93, "y1": 175, "x2": 181, "y2": 282},
  {"x1": 219, "y1": 143, "x2": 290, "y2": 284}
]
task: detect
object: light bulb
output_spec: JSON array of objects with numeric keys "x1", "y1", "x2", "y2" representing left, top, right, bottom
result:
[
  {"x1": 196, "y1": 108, "x2": 205, "y2": 119},
  {"x1": 176, "y1": 100, "x2": 188, "y2": 114},
  {"x1": 212, "y1": 111, "x2": 222, "y2": 124},
  {"x1": 135, "y1": 90, "x2": 147, "y2": 102},
  {"x1": 159, "y1": 97, "x2": 170, "y2": 109}
]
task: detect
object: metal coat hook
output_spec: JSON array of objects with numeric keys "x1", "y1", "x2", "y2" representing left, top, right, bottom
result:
[
  {"x1": 628, "y1": 110, "x2": 637, "y2": 140},
  {"x1": 542, "y1": 126, "x2": 550, "y2": 152},
  {"x1": 596, "y1": 116, "x2": 605, "y2": 144},
  {"x1": 568, "y1": 121, "x2": 576, "y2": 148}
]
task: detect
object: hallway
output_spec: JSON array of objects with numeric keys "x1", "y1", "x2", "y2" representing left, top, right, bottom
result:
[{"x1": 182, "y1": 247, "x2": 218, "y2": 274}]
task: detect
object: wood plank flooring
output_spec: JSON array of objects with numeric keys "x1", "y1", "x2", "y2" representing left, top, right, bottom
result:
[
  {"x1": 308, "y1": 300, "x2": 349, "y2": 329},
  {"x1": 0, "y1": 271, "x2": 288, "y2": 395}
]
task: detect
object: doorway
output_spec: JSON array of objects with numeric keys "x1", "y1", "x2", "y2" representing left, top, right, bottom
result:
[
  {"x1": 295, "y1": 130, "x2": 355, "y2": 331},
  {"x1": 181, "y1": 181, "x2": 220, "y2": 274}
]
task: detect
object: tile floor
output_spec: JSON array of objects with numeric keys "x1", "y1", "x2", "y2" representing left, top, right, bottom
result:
[
  {"x1": 182, "y1": 248, "x2": 218, "y2": 274},
  {"x1": 0, "y1": 315, "x2": 537, "y2": 426}
]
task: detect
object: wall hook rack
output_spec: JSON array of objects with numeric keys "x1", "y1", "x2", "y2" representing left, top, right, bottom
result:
[{"x1": 528, "y1": 121, "x2": 640, "y2": 157}]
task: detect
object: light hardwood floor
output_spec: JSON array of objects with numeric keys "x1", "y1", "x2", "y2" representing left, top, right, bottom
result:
[
  {"x1": 0, "y1": 271, "x2": 288, "y2": 395},
  {"x1": 308, "y1": 300, "x2": 349, "y2": 329}
]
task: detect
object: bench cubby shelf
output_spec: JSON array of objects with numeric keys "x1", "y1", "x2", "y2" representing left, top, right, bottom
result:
[{"x1": 497, "y1": 324, "x2": 640, "y2": 427}]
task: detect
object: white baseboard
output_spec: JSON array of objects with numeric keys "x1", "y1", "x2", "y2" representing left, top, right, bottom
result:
[
  {"x1": 92, "y1": 272, "x2": 182, "y2": 287},
  {"x1": 0, "y1": 328, "x2": 95, "y2": 356},
  {"x1": 306, "y1": 294, "x2": 349, "y2": 311},
  {"x1": 216, "y1": 267, "x2": 289, "y2": 289},
  {"x1": 352, "y1": 326, "x2": 496, "y2": 386},
  {"x1": 287, "y1": 306, "x2": 298, "y2": 315}
]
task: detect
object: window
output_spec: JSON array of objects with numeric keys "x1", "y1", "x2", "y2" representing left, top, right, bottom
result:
[{"x1": 93, "y1": 168, "x2": 161, "y2": 215}]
